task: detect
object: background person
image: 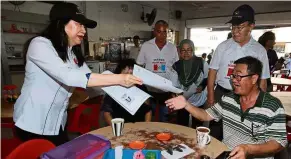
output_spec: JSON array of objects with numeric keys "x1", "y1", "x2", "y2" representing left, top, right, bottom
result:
[
  {"x1": 171, "y1": 39, "x2": 208, "y2": 128},
  {"x1": 136, "y1": 20, "x2": 179, "y2": 122},
  {"x1": 129, "y1": 35, "x2": 141, "y2": 60}
]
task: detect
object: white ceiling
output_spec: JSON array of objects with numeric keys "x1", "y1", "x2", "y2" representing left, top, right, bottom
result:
[{"x1": 169, "y1": 1, "x2": 291, "y2": 20}]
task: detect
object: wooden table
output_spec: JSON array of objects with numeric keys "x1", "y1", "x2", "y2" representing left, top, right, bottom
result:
[
  {"x1": 271, "y1": 77, "x2": 291, "y2": 86},
  {"x1": 270, "y1": 92, "x2": 291, "y2": 117},
  {"x1": 1, "y1": 89, "x2": 89, "y2": 118},
  {"x1": 89, "y1": 122, "x2": 228, "y2": 158}
]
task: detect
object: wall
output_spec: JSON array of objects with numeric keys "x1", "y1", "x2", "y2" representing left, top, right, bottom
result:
[
  {"x1": 186, "y1": 12, "x2": 291, "y2": 28},
  {"x1": 85, "y1": 1, "x2": 181, "y2": 42},
  {"x1": 1, "y1": 1, "x2": 82, "y2": 14},
  {"x1": 1, "y1": 1, "x2": 183, "y2": 41},
  {"x1": 1, "y1": 1, "x2": 183, "y2": 90}
]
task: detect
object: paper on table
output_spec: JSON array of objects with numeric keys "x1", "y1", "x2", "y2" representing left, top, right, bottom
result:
[
  {"x1": 133, "y1": 65, "x2": 183, "y2": 94},
  {"x1": 101, "y1": 71, "x2": 151, "y2": 115},
  {"x1": 161, "y1": 144, "x2": 195, "y2": 159}
]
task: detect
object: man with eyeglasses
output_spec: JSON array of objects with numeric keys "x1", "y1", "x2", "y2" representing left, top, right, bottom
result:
[
  {"x1": 137, "y1": 20, "x2": 179, "y2": 122},
  {"x1": 207, "y1": 4, "x2": 270, "y2": 141},
  {"x1": 165, "y1": 56, "x2": 287, "y2": 159}
]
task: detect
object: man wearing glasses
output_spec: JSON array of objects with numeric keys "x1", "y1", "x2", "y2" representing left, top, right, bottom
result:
[
  {"x1": 207, "y1": 4, "x2": 270, "y2": 141},
  {"x1": 137, "y1": 20, "x2": 179, "y2": 122},
  {"x1": 165, "y1": 56, "x2": 287, "y2": 159}
]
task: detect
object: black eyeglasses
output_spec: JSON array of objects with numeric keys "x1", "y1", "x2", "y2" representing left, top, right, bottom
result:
[
  {"x1": 230, "y1": 74, "x2": 255, "y2": 81},
  {"x1": 230, "y1": 25, "x2": 246, "y2": 31},
  {"x1": 180, "y1": 49, "x2": 192, "y2": 54}
]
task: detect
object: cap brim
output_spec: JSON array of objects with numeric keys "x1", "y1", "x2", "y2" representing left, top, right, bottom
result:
[
  {"x1": 225, "y1": 18, "x2": 246, "y2": 25},
  {"x1": 73, "y1": 15, "x2": 97, "y2": 29}
]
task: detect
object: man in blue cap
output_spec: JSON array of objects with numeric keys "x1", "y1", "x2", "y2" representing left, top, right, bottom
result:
[{"x1": 207, "y1": 4, "x2": 270, "y2": 141}]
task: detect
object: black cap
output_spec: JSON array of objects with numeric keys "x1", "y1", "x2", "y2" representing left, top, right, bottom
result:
[
  {"x1": 50, "y1": 2, "x2": 97, "y2": 28},
  {"x1": 226, "y1": 4, "x2": 255, "y2": 25}
]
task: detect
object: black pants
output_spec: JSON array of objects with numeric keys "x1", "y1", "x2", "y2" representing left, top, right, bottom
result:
[
  {"x1": 209, "y1": 85, "x2": 231, "y2": 141},
  {"x1": 15, "y1": 126, "x2": 69, "y2": 146}
]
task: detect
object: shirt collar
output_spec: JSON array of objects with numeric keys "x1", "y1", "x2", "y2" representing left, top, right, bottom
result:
[
  {"x1": 234, "y1": 89, "x2": 265, "y2": 108},
  {"x1": 149, "y1": 37, "x2": 169, "y2": 46},
  {"x1": 68, "y1": 46, "x2": 73, "y2": 52},
  {"x1": 233, "y1": 36, "x2": 255, "y2": 48}
]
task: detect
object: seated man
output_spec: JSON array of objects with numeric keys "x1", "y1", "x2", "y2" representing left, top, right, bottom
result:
[
  {"x1": 102, "y1": 59, "x2": 152, "y2": 125},
  {"x1": 165, "y1": 56, "x2": 287, "y2": 159}
]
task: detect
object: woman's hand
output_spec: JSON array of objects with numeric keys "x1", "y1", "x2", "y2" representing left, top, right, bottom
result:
[
  {"x1": 119, "y1": 74, "x2": 142, "y2": 87},
  {"x1": 165, "y1": 95, "x2": 187, "y2": 110}
]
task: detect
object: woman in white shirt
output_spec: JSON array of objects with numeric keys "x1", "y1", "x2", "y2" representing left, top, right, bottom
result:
[{"x1": 13, "y1": 2, "x2": 142, "y2": 146}]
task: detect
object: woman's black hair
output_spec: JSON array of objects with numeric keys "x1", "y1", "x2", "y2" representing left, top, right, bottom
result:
[
  {"x1": 114, "y1": 58, "x2": 136, "y2": 74},
  {"x1": 258, "y1": 31, "x2": 275, "y2": 47},
  {"x1": 23, "y1": 19, "x2": 85, "y2": 67}
]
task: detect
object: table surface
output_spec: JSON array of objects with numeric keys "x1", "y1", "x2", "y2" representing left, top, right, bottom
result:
[
  {"x1": 89, "y1": 122, "x2": 228, "y2": 158},
  {"x1": 1, "y1": 89, "x2": 89, "y2": 118},
  {"x1": 271, "y1": 77, "x2": 291, "y2": 86},
  {"x1": 270, "y1": 92, "x2": 291, "y2": 117}
]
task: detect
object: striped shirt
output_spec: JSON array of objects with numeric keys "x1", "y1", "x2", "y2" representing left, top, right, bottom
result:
[{"x1": 206, "y1": 91, "x2": 287, "y2": 159}]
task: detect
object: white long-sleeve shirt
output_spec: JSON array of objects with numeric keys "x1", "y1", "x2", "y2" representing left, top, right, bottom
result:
[{"x1": 13, "y1": 37, "x2": 91, "y2": 135}]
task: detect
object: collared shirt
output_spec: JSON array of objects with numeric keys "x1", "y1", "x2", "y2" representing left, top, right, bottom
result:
[
  {"x1": 13, "y1": 37, "x2": 91, "y2": 135},
  {"x1": 136, "y1": 38, "x2": 179, "y2": 92},
  {"x1": 206, "y1": 91, "x2": 287, "y2": 159},
  {"x1": 209, "y1": 37, "x2": 270, "y2": 90},
  {"x1": 284, "y1": 58, "x2": 291, "y2": 70},
  {"x1": 129, "y1": 46, "x2": 141, "y2": 60}
]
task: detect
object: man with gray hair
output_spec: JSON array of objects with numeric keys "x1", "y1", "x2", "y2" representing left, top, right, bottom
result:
[{"x1": 137, "y1": 20, "x2": 179, "y2": 122}]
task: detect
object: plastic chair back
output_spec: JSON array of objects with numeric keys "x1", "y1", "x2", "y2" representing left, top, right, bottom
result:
[{"x1": 6, "y1": 139, "x2": 55, "y2": 159}]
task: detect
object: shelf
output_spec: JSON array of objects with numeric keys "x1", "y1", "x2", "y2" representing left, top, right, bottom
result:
[
  {"x1": 7, "y1": 56, "x2": 23, "y2": 59},
  {"x1": 5, "y1": 42, "x2": 24, "y2": 45},
  {"x1": 3, "y1": 31, "x2": 39, "y2": 35},
  {"x1": 1, "y1": 19, "x2": 48, "y2": 26},
  {"x1": 9, "y1": 65, "x2": 25, "y2": 72},
  {"x1": 2, "y1": 10, "x2": 49, "y2": 25}
]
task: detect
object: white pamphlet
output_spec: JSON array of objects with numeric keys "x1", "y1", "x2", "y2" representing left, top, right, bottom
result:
[
  {"x1": 161, "y1": 144, "x2": 195, "y2": 159},
  {"x1": 133, "y1": 65, "x2": 183, "y2": 94},
  {"x1": 101, "y1": 71, "x2": 151, "y2": 115}
]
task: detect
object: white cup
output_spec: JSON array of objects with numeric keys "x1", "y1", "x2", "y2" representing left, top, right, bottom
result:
[
  {"x1": 111, "y1": 118, "x2": 124, "y2": 137},
  {"x1": 196, "y1": 126, "x2": 211, "y2": 148}
]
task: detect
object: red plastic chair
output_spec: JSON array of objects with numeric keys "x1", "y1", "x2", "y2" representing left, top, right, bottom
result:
[
  {"x1": 67, "y1": 96, "x2": 103, "y2": 134},
  {"x1": 6, "y1": 139, "x2": 55, "y2": 159},
  {"x1": 1, "y1": 123, "x2": 23, "y2": 158},
  {"x1": 67, "y1": 104, "x2": 101, "y2": 134}
]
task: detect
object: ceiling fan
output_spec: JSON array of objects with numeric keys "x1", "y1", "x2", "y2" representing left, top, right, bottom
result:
[{"x1": 9, "y1": 1, "x2": 25, "y2": 11}]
